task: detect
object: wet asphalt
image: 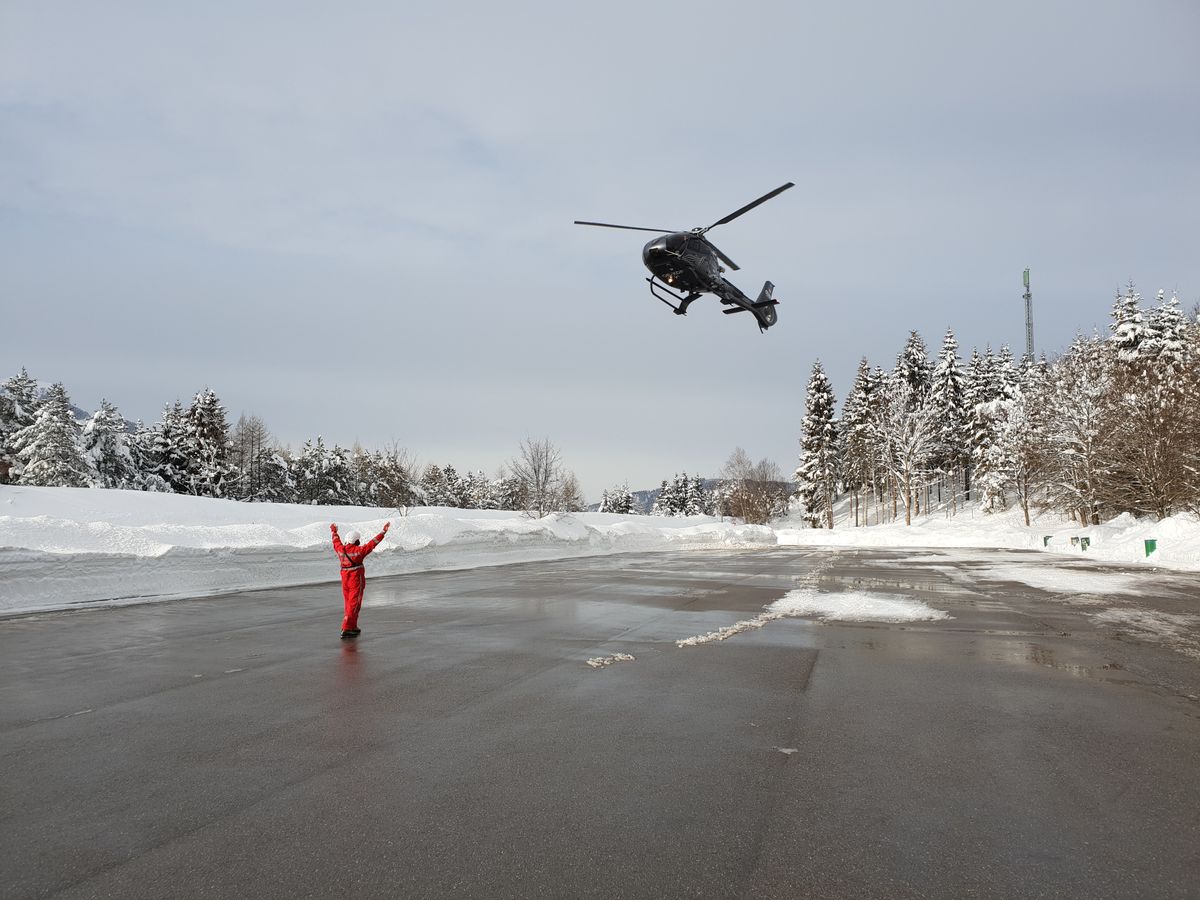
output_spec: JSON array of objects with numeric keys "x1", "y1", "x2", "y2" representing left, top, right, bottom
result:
[{"x1": 1, "y1": 548, "x2": 1199, "y2": 900}]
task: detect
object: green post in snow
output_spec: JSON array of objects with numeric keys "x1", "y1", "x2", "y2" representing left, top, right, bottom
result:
[{"x1": 1145, "y1": 539, "x2": 1157, "y2": 557}]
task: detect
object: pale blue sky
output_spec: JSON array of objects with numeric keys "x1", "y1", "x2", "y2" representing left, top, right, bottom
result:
[{"x1": 2, "y1": 0, "x2": 1197, "y2": 499}]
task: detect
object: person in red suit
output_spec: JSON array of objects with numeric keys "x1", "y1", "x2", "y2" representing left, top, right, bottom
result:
[{"x1": 330, "y1": 521, "x2": 390, "y2": 639}]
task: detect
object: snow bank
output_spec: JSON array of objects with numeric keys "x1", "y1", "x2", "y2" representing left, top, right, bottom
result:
[
  {"x1": 776, "y1": 504, "x2": 1200, "y2": 572},
  {"x1": 767, "y1": 589, "x2": 952, "y2": 623},
  {"x1": 0, "y1": 486, "x2": 775, "y2": 615}
]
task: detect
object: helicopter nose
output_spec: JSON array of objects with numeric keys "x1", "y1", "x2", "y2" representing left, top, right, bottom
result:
[{"x1": 642, "y1": 236, "x2": 669, "y2": 264}]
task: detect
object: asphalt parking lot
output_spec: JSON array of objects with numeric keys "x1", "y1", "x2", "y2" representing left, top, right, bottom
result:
[{"x1": 2, "y1": 548, "x2": 1199, "y2": 899}]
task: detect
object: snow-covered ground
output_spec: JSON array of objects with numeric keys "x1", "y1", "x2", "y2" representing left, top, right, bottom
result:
[
  {"x1": 0, "y1": 486, "x2": 774, "y2": 615},
  {"x1": 775, "y1": 504, "x2": 1200, "y2": 571},
  {"x1": 2, "y1": 486, "x2": 1198, "y2": 617}
]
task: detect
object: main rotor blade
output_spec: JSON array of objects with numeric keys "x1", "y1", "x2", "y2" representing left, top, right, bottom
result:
[
  {"x1": 702, "y1": 182, "x2": 795, "y2": 232},
  {"x1": 701, "y1": 237, "x2": 740, "y2": 272},
  {"x1": 574, "y1": 220, "x2": 675, "y2": 234}
]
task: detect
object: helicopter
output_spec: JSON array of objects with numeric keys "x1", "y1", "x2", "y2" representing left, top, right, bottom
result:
[{"x1": 574, "y1": 182, "x2": 794, "y2": 332}]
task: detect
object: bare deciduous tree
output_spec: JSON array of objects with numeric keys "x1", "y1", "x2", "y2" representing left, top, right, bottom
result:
[
  {"x1": 509, "y1": 437, "x2": 566, "y2": 518},
  {"x1": 230, "y1": 413, "x2": 272, "y2": 500},
  {"x1": 719, "y1": 447, "x2": 789, "y2": 524}
]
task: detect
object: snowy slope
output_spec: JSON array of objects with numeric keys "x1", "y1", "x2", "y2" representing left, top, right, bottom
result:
[{"x1": 775, "y1": 503, "x2": 1200, "y2": 570}]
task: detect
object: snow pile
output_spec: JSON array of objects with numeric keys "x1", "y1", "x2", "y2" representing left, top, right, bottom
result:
[
  {"x1": 676, "y1": 588, "x2": 951, "y2": 647},
  {"x1": 0, "y1": 486, "x2": 775, "y2": 615},
  {"x1": 776, "y1": 504, "x2": 1200, "y2": 571},
  {"x1": 767, "y1": 589, "x2": 953, "y2": 623}
]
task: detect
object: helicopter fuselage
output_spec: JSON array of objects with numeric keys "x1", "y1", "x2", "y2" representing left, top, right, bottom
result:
[{"x1": 641, "y1": 232, "x2": 722, "y2": 293}]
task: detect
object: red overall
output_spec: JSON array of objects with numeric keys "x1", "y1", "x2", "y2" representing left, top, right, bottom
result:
[{"x1": 331, "y1": 527, "x2": 385, "y2": 632}]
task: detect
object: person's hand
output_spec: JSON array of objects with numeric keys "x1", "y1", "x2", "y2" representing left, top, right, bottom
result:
[
  {"x1": 331, "y1": 523, "x2": 338, "y2": 531},
  {"x1": 383, "y1": 521, "x2": 391, "y2": 533}
]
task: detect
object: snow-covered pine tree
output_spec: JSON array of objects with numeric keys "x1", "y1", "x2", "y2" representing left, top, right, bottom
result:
[
  {"x1": 82, "y1": 399, "x2": 138, "y2": 488},
  {"x1": 983, "y1": 362, "x2": 1050, "y2": 524},
  {"x1": 348, "y1": 445, "x2": 377, "y2": 506},
  {"x1": 872, "y1": 372, "x2": 938, "y2": 525},
  {"x1": 795, "y1": 361, "x2": 839, "y2": 528},
  {"x1": 1040, "y1": 337, "x2": 1115, "y2": 525},
  {"x1": 148, "y1": 401, "x2": 192, "y2": 493},
  {"x1": 686, "y1": 474, "x2": 711, "y2": 516},
  {"x1": 0, "y1": 367, "x2": 40, "y2": 482},
  {"x1": 185, "y1": 388, "x2": 235, "y2": 497},
  {"x1": 441, "y1": 464, "x2": 468, "y2": 508},
  {"x1": 10, "y1": 382, "x2": 90, "y2": 487},
  {"x1": 839, "y1": 359, "x2": 878, "y2": 526},
  {"x1": 994, "y1": 345, "x2": 1019, "y2": 402},
  {"x1": 1101, "y1": 288, "x2": 1197, "y2": 518},
  {"x1": 420, "y1": 463, "x2": 448, "y2": 506},
  {"x1": 599, "y1": 484, "x2": 635, "y2": 514},
  {"x1": 650, "y1": 479, "x2": 674, "y2": 516},
  {"x1": 927, "y1": 329, "x2": 968, "y2": 511},
  {"x1": 895, "y1": 331, "x2": 932, "y2": 407},
  {"x1": 1143, "y1": 290, "x2": 1189, "y2": 371},
  {"x1": 295, "y1": 439, "x2": 343, "y2": 508},
  {"x1": 255, "y1": 448, "x2": 297, "y2": 502},
  {"x1": 1109, "y1": 283, "x2": 1149, "y2": 362},
  {"x1": 493, "y1": 471, "x2": 527, "y2": 512},
  {"x1": 462, "y1": 470, "x2": 495, "y2": 509}
]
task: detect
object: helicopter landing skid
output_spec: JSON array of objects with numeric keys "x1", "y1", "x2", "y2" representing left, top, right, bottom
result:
[{"x1": 647, "y1": 278, "x2": 702, "y2": 316}]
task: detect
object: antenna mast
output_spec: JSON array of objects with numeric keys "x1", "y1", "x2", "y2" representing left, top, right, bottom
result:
[{"x1": 1022, "y1": 267, "x2": 1035, "y2": 361}]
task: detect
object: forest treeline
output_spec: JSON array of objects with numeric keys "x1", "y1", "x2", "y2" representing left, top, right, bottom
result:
[
  {"x1": 6, "y1": 287, "x2": 1194, "y2": 528},
  {"x1": 795, "y1": 288, "x2": 1200, "y2": 527},
  {"x1": 0, "y1": 376, "x2": 786, "y2": 521}
]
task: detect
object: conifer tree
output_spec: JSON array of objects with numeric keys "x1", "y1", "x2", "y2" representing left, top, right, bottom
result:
[
  {"x1": 1039, "y1": 337, "x2": 1115, "y2": 524},
  {"x1": 840, "y1": 359, "x2": 879, "y2": 525},
  {"x1": 465, "y1": 470, "x2": 497, "y2": 509},
  {"x1": 896, "y1": 331, "x2": 932, "y2": 406},
  {"x1": 148, "y1": 401, "x2": 192, "y2": 493},
  {"x1": 795, "y1": 361, "x2": 839, "y2": 528},
  {"x1": 255, "y1": 448, "x2": 297, "y2": 503},
  {"x1": 11, "y1": 382, "x2": 90, "y2": 487},
  {"x1": 441, "y1": 464, "x2": 467, "y2": 508},
  {"x1": 185, "y1": 388, "x2": 235, "y2": 497},
  {"x1": 493, "y1": 471, "x2": 527, "y2": 512},
  {"x1": 295, "y1": 437, "x2": 343, "y2": 504},
  {"x1": 1110, "y1": 284, "x2": 1149, "y2": 362},
  {"x1": 82, "y1": 399, "x2": 138, "y2": 488},
  {"x1": 0, "y1": 368, "x2": 40, "y2": 482},
  {"x1": 927, "y1": 329, "x2": 968, "y2": 508},
  {"x1": 651, "y1": 479, "x2": 674, "y2": 516},
  {"x1": 599, "y1": 484, "x2": 635, "y2": 514}
]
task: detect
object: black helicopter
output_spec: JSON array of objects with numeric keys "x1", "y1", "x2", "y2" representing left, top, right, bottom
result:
[{"x1": 575, "y1": 182, "x2": 794, "y2": 332}]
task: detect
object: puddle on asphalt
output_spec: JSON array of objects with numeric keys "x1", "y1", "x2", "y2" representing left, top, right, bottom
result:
[{"x1": 1023, "y1": 643, "x2": 1093, "y2": 678}]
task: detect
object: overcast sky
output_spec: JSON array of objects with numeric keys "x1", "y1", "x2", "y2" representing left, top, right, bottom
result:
[{"x1": 2, "y1": 0, "x2": 1197, "y2": 501}]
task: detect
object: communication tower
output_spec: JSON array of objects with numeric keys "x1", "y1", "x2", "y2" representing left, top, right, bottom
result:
[{"x1": 1022, "y1": 268, "x2": 1035, "y2": 361}]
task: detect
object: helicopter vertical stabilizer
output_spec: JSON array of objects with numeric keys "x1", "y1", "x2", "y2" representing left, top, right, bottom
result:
[{"x1": 755, "y1": 281, "x2": 774, "y2": 305}]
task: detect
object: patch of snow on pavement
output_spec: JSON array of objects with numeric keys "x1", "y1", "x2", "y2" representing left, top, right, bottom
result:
[
  {"x1": 971, "y1": 566, "x2": 1149, "y2": 597},
  {"x1": 768, "y1": 589, "x2": 953, "y2": 623},
  {"x1": 586, "y1": 653, "x2": 635, "y2": 668}
]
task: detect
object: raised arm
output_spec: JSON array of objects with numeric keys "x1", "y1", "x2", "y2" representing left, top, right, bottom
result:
[
  {"x1": 359, "y1": 521, "x2": 391, "y2": 558},
  {"x1": 330, "y1": 523, "x2": 344, "y2": 554}
]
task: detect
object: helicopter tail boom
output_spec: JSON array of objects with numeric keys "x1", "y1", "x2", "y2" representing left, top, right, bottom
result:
[{"x1": 718, "y1": 280, "x2": 779, "y2": 331}]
